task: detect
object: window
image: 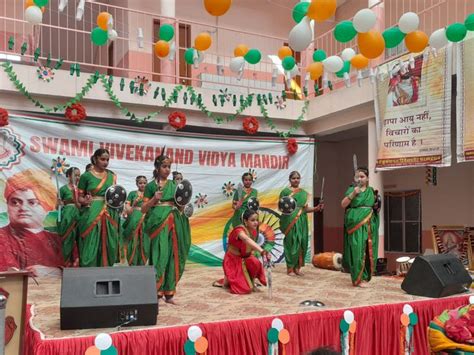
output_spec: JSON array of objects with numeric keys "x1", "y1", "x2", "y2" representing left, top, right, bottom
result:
[{"x1": 384, "y1": 190, "x2": 422, "y2": 253}]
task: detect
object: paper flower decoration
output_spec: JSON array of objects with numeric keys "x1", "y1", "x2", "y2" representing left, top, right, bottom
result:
[
  {"x1": 51, "y1": 156, "x2": 69, "y2": 175},
  {"x1": 222, "y1": 181, "x2": 236, "y2": 198},
  {"x1": 37, "y1": 66, "x2": 55, "y2": 82}
]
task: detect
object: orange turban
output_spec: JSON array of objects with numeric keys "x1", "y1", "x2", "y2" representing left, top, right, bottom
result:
[{"x1": 4, "y1": 169, "x2": 57, "y2": 211}]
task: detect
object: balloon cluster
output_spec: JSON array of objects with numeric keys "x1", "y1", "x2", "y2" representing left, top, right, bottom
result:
[
  {"x1": 278, "y1": 46, "x2": 299, "y2": 83},
  {"x1": 267, "y1": 318, "x2": 290, "y2": 352},
  {"x1": 183, "y1": 32, "x2": 213, "y2": 67},
  {"x1": 24, "y1": 0, "x2": 47, "y2": 25},
  {"x1": 431, "y1": 13, "x2": 474, "y2": 50},
  {"x1": 85, "y1": 333, "x2": 117, "y2": 355},
  {"x1": 229, "y1": 45, "x2": 261, "y2": 79},
  {"x1": 154, "y1": 24, "x2": 176, "y2": 59},
  {"x1": 340, "y1": 310, "x2": 356, "y2": 354},
  {"x1": 184, "y1": 325, "x2": 209, "y2": 355},
  {"x1": 91, "y1": 12, "x2": 116, "y2": 46}
]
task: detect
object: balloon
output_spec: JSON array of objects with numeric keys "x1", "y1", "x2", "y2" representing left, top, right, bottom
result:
[
  {"x1": 350, "y1": 54, "x2": 369, "y2": 69},
  {"x1": 167, "y1": 41, "x2": 176, "y2": 60},
  {"x1": 195, "y1": 337, "x2": 209, "y2": 353},
  {"x1": 288, "y1": 65, "x2": 299, "y2": 78},
  {"x1": 341, "y1": 48, "x2": 356, "y2": 61},
  {"x1": 278, "y1": 329, "x2": 290, "y2": 345},
  {"x1": 97, "y1": 12, "x2": 111, "y2": 31},
  {"x1": 289, "y1": 17, "x2": 312, "y2": 52},
  {"x1": 204, "y1": 0, "x2": 232, "y2": 17},
  {"x1": 244, "y1": 49, "x2": 261, "y2": 64},
  {"x1": 383, "y1": 27, "x2": 405, "y2": 48},
  {"x1": 429, "y1": 28, "x2": 448, "y2": 49},
  {"x1": 334, "y1": 21, "x2": 357, "y2": 43},
  {"x1": 25, "y1": 0, "x2": 45, "y2": 11},
  {"x1": 409, "y1": 313, "x2": 418, "y2": 326},
  {"x1": 470, "y1": 295, "x2": 474, "y2": 305},
  {"x1": 313, "y1": 49, "x2": 327, "y2": 62},
  {"x1": 85, "y1": 346, "x2": 101, "y2": 355},
  {"x1": 343, "y1": 310, "x2": 354, "y2": 324},
  {"x1": 292, "y1": 2, "x2": 310, "y2": 23},
  {"x1": 405, "y1": 30, "x2": 428, "y2": 53},
  {"x1": 230, "y1": 56, "x2": 245, "y2": 73},
  {"x1": 187, "y1": 325, "x2": 202, "y2": 342},
  {"x1": 94, "y1": 333, "x2": 112, "y2": 350},
  {"x1": 357, "y1": 30, "x2": 385, "y2": 59},
  {"x1": 101, "y1": 346, "x2": 118, "y2": 355},
  {"x1": 466, "y1": 14, "x2": 474, "y2": 31},
  {"x1": 446, "y1": 23, "x2": 467, "y2": 42},
  {"x1": 267, "y1": 328, "x2": 279, "y2": 344},
  {"x1": 307, "y1": 0, "x2": 337, "y2": 22},
  {"x1": 307, "y1": 62, "x2": 324, "y2": 80},
  {"x1": 154, "y1": 40, "x2": 170, "y2": 58},
  {"x1": 159, "y1": 24, "x2": 175, "y2": 42},
  {"x1": 108, "y1": 29, "x2": 118, "y2": 41},
  {"x1": 195, "y1": 32, "x2": 212, "y2": 51},
  {"x1": 403, "y1": 304, "x2": 413, "y2": 315},
  {"x1": 399, "y1": 12, "x2": 419, "y2": 34},
  {"x1": 323, "y1": 56, "x2": 343, "y2": 73},
  {"x1": 33, "y1": 0, "x2": 48, "y2": 6},
  {"x1": 25, "y1": 6, "x2": 43, "y2": 24},
  {"x1": 271, "y1": 318, "x2": 284, "y2": 331},
  {"x1": 90, "y1": 27, "x2": 108, "y2": 46},
  {"x1": 278, "y1": 46, "x2": 293, "y2": 60},
  {"x1": 282, "y1": 56, "x2": 296, "y2": 71},
  {"x1": 184, "y1": 48, "x2": 196, "y2": 65},
  {"x1": 353, "y1": 9, "x2": 376, "y2": 33},
  {"x1": 234, "y1": 44, "x2": 249, "y2": 57},
  {"x1": 184, "y1": 340, "x2": 195, "y2": 355},
  {"x1": 336, "y1": 61, "x2": 351, "y2": 78}
]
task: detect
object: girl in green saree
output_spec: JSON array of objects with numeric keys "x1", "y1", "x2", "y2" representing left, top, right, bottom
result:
[
  {"x1": 231, "y1": 172, "x2": 258, "y2": 228},
  {"x1": 122, "y1": 175, "x2": 148, "y2": 266},
  {"x1": 77, "y1": 149, "x2": 120, "y2": 267},
  {"x1": 142, "y1": 153, "x2": 191, "y2": 304},
  {"x1": 341, "y1": 167, "x2": 380, "y2": 286},
  {"x1": 280, "y1": 171, "x2": 324, "y2": 276},
  {"x1": 58, "y1": 167, "x2": 81, "y2": 267}
]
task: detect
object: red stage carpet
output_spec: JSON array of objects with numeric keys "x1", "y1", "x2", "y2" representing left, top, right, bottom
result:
[{"x1": 24, "y1": 265, "x2": 471, "y2": 355}]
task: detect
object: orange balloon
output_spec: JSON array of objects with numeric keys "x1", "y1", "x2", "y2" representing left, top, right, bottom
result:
[
  {"x1": 405, "y1": 30, "x2": 429, "y2": 53},
  {"x1": 203, "y1": 0, "x2": 232, "y2": 17},
  {"x1": 400, "y1": 313, "x2": 410, "y2": 327},
  {"x1": 349, "y1": 321, "x2": 357, "y2": 334},
  {"x1": 97, "y1": 12, "x2": 111, "y2": 31},
  {"x1": 195, "y1": 32, "x2": 212, "y2": 51},
  {"x1": 307, "y1": 0, "x2": 337, "y2": 22},
  {"x1": 25, "y1": 0, "x2": 45, "y2": 12},
  {"x1": 357, "y1": 30, "x2": 385, "y2": 59},
  {"x1": 278, "y1": 46, "x2": 293, "y2": 60},
  {"x1": 350, "y1": 54, "x2": 369, "y2": 70},
  {"x1": 307, "y1": 62, "x2": 324, "y2": 80},
  {"x1": 84, "y1": 346, "x2": 101, "y2": 355},
  {"x1": 278, "y1": 328, "x2": 290, "y2": 345},
  {"x1": 194, "y1": 336, "x2": 209, "y2": 353},
  {"x1": 234, "y1": 44, "x2": 249, "y2": 57},
  {"x1": 154, "y1": 40, "x2": 170, "y2": 58}
]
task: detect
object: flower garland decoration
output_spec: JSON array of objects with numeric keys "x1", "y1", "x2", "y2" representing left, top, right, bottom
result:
[
  {"x1": 400, "y1": 304, "x2": 418, "y2": 355},
  {"x1": 37, "y1": 65, "x2": 55, "y2": 82},
  {"x1": 168, "y1": 111, "x2": 187, "y2": 130},
  {"x1": 222, "y1": 181, "x2": 236, "y2": 198},
  {"x1": 65, "y1": 103, "x2": 87, "y2": 122},
  {"x1": 194, "y1": 193, "x2": 208, "y2": 208},
  {"x1": 340, "y1": 310, "x2": 356, "y2": 355},
  {"x1": 133, "y1": 75, "x2": 152, "y2": 96},
  {"x1": 267, "y1": 318, "x2": 290, "y2": 355},
  {"x1": 287, "y1": 138, "x2": 298, "y2": 155},
  {"x1": 243, "y1": 116, "x2": 259, "y2": 135},
  {"x1": 0, "y1": 107, "x2": 9, "y2": 127},
  {"x1": 185, "y1": 325, "x2": 208, "y2": 355}
]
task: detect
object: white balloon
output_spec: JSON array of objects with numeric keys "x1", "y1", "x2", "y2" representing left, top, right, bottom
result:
[
  {"x1": 399, "y1": 12, "x2": 419, "y2": 34},
  {"x1": 470, "y1": 295, "x2": 474, "y2": 305},
  {"x1": 25, "y1": 6, "x2": 43, "y2": 25},
  {"x1": 289, "y1": 65, "x2": 299, "y2": 78},
  {"x1": 167, "y1": 41, "x2": 176, "y2": 61},
  {"x1": 230, "y1": 56, "x2": 245, "y2": 73},
  {"x1": 353, "y1": 9, "x2": 376, "y2": 33},
  {"x1": 323, "y1": 55, "x2": 344, "y2": 73},
  {"x1": 107, "y1": 29, "x2": 118, "y2": 41},
  {"x1": 403, "y1": 304, "x2": 413, "y2": 315},
  {"x1": 289, "y1": 16, "x2": 312, "y2": 52},
  {"x1": 187, "y1": 325, "x2": 202, "y2": 342},
  {"x1": 94, "y1": 333, "x2": 112, "y2": 351},
  {"x1": 341, "y1": 48, "x2": 356, "y2": 62},
  {"x1": 429, "y1": 28, "x2": 448, "y2": 49},
  {"x1": 343, "y1": 310, "x2": 354, "y2": 324},
  {"x1": 107, "y1": 15, "x2": 114, "y2": 30},
  {"x1": 271, "y1": 318, "x2": 284, "y2": 331}
]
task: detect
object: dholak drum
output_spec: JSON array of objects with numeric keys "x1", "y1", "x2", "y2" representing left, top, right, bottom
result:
[
  {"x1": 396, "y1": 256, "x2": 411, "y2": 276},
  {"x1": 312, "y1": 252, "x2": 343, "y2": 271}
]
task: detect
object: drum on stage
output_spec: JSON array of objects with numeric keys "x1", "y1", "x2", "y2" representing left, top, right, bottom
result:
[
  {"x1": 396, "y1": 256, "x2": 411, "y2": 276},
  {"x1": 105, "y1": 185, "x2": 127, "y2": 209},
  {"x1": 174, "y1": 179, "x2": 193, "y2": 207},
  {"x1": 278, "y1": 196, "x2": 296, "y2": 215},
  {"x1": 312, "y1": 252, "x2": 343, "y2": 271}
]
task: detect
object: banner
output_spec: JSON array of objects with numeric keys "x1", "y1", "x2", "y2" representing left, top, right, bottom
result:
[
  {"x1": 0, "y1": 113, "x2": 314, "y2": 269},
  {"x1": 375, "y1": 48, "x2": 452, "y2": 169}
]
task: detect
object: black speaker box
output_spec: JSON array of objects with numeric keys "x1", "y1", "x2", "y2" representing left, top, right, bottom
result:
[
  {"x1": 60, "y1": 266, "x2": 158, "y2": 330},
  {"x1": 401, "y1": 254, "x2": 472, "y2": 298}
]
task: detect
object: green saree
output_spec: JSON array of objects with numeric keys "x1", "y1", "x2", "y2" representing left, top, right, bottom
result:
[
  {"x1": 122, "y1": 190, "x2": 148, "y2": 266},
  {"x1": 231, "y1": 187, "x2": 258, "y2": 228},
  {"x1": 58, "y1": 184, "x2": 80, "y2": 264}
]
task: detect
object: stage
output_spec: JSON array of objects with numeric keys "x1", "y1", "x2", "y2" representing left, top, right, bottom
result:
[{"x1": 25, "y1": 265, "x2": 472, "y2": 354}]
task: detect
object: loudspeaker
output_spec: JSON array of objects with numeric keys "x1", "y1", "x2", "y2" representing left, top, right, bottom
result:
[
  {"x1": 401, "y1": 254, "x2": 472, "y2": 298},
  {"x1": 60, "y1": 266, "x2": 158, "y2": 330}
]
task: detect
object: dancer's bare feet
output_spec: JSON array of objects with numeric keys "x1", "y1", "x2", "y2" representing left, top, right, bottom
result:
[
  {"x1": 294, "y1": 268, "x2": 304, "y2": 276},
  {"x1": 287, "y1": 269, "x2": 296, "y2": 276},
  {"x1": 165, "y1": 297, "x2": 178, "y2": 305}
]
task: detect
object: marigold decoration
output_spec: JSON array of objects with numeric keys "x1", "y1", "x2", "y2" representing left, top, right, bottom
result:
[
  {"x1": 287, "y1": 138, "x2": 298, "y2": 155},
  {"x1": 243, "y1": 116, "x2": 259, "y2": 135},
  {"x1": 37, "y1": 65, "x2": 55, "y2": 82},
  {"x1": 222, "y1": 181, "x2": 236, "y2": 198},
  {"x1": 0, "y1": 107, "x2": 9, "y2": 127},
  {"x1": 133, "y1": 75, "x2": 152, "y2": 96},
  {"x1": 168, "y1": 111, "x2": 187, "y2": 129},
  {"x1": 65, "y1": 103, "x2": 87, "y2": 122}
]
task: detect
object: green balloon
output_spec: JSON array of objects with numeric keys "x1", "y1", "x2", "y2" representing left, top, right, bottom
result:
[
  {"x1": 282, "y1": 56, "x2": 296, "y2": 71},
  {"x1": 184, "y1": 340, "x2": 195, "y2": 355},
  {"x1": 244, "y1": 49, "x2": 261, "y2": 64},
  {"x1": 383, "y1": 27, "x2": 406, "y2": 48},
  {"x1": 466, "y1": 14, "x2": 474, "y2": 31},
  {"x1": 91, "y1": 27, "x2": 108, "y2": 46},
  {"x1": 101, "y1": 346, "x2": 118, "y2": 355},
  {"x1": 267, "y1": 328, "x2": 279, "y2": 344},
  {"x1": 446, "y1": 23, "x2": 467, "y2": 42},
  {"x1": 336, "y1": 61, "x2": 351, "y2": 78},
  {"x1": 313, "y1": 49, "x2": 327, "y2": 62},
  {"x1": 409, "y1": 313, "x2": 418, "y2": 326},
  {"x1": 334, "y1": 21, "x2": 357, "y2": 43},
  {"x1": 184, "y1": 48, "x2": 195, "y2": 65},
  {"x1": 339, "y1": 319, "x2": 349, "y2": 333},
  {"x1": 159, "y1": 24, "x2": 175, "y2": 42},
  {"x1": 292, "y1": 2, "x2": 310, "y2": 23},
  {"x1": 34, "y1": 0, "x2": 49, "y2": 6}
]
